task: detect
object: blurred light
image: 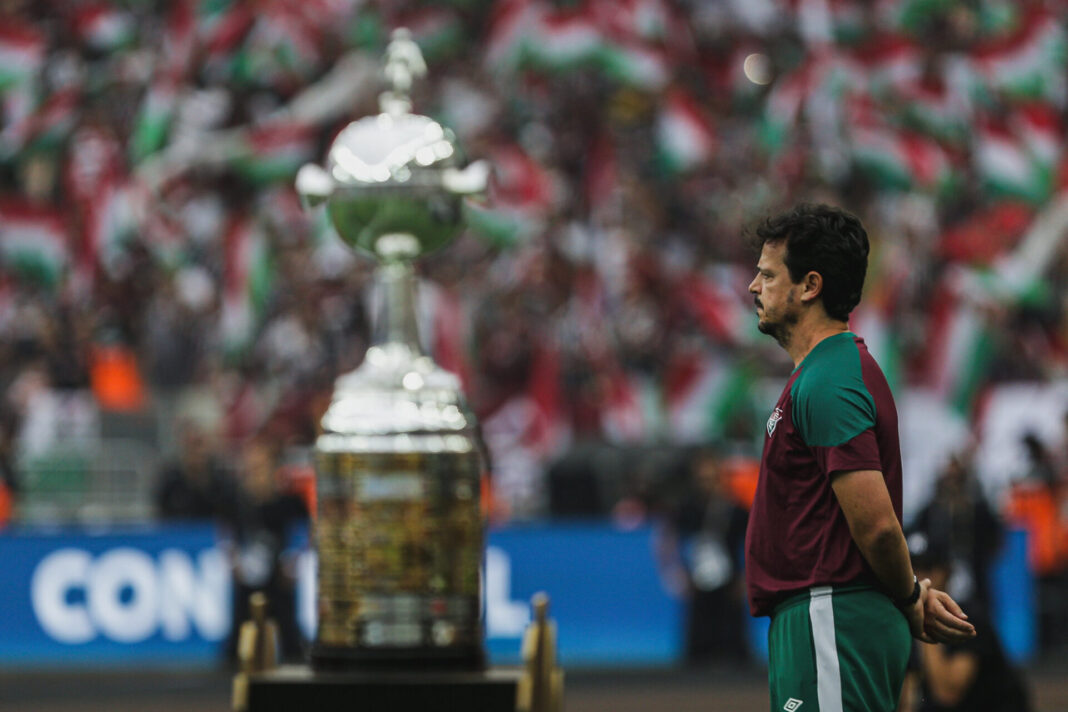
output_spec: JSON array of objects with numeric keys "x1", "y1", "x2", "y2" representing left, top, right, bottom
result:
[
  {"x1": 433, "y1": 141, "x2": 454, "y2": 160},
  {"x1": 743, "y1": 53, "x2": 773, "y2": 85},
  {"x1": 415, "y1": 147, "x2": 436, "y2": 166}
]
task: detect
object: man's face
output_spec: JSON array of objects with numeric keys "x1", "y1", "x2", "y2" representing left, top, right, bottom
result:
[{"x1": 748, "y1": 241, "x2": 803, "y2": 343}]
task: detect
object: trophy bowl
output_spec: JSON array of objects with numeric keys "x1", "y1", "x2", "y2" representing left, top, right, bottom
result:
[
  {"x1": 316, "y1": 113, "x2": 466, "y2": 259},
  {"x1": 296, "y1": 32, "x2": 487, "y2": 262}
]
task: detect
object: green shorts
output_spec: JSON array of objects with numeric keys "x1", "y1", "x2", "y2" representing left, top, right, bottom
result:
[{"x1": 767, "y1": 584, "x2": 911, "y2": 712}]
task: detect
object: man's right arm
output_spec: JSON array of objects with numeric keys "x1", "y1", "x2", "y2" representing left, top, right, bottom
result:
[
  {"x1": 830, "y1": 469, "x2": 917, "y2": 602},
  {"x1": 830, "y1": 469, "x2": 975, "y2": 642}
]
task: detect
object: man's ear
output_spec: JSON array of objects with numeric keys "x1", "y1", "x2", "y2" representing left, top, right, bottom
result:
[{"x1": 800, "y1": 270, "x2": 823, "y2": 304}]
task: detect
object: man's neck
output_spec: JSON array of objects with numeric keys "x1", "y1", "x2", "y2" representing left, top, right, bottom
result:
[{"x1": 783, "y1": 315, "x2": 850, "y2": 367}]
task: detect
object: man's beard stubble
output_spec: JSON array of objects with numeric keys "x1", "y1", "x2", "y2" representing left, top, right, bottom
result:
[{"x1": 756, "y1": 294, "x2": 799, "y2": 349}]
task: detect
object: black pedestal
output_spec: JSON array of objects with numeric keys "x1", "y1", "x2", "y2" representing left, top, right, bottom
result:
[{"x1": 246, "y1": 665, "x2": 521, "y2": 712}]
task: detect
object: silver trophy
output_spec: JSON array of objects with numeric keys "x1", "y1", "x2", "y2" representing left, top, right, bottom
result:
[{"x1": 296, "y1": 28, "x2": 489, "y2": 669}]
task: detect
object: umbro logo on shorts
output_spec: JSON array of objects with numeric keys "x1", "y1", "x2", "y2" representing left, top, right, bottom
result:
[{"x1": 783, "y1": 699, "x2": 804, "y2": 711}]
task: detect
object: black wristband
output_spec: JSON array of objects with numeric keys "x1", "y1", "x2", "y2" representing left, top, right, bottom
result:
[{"x1": 895, "y1": 575, "x2": 920, "y2": 609}]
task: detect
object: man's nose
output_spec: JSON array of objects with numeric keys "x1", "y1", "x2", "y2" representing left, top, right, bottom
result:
[{"x1": 748, "y1": 277, "x2": 759, "y2": 293}]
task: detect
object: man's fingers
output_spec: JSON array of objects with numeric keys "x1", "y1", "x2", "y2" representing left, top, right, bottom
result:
[
  {"x1": 926, "y1": 626, "x2": 976, "y2": 644},
  {"x1": 930, "y1": 588, "x2": 968, "y2": 619},
  {"x1": 919, "y1": 586, "x2": 976, "y2": 643},
  {"x1": 925, "y1": 614, "x2": 975, "y2": 640},
  {"x1": 932, "y1": 612, "x2": 976, "y2": 635},
  {"x1": 930, "y1": 602, "x2": 976, "y2": 633}
]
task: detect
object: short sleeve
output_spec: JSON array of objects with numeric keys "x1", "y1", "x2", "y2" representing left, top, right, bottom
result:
[
  {"x1": 813, "y1": 428, "x2": 882, "y2": 477},
  {"x1": 793, "y1": 378, "x2": 876, "y2": 448},
  {"x1": 793, "y1": 373, "x2": 880, "y2": 477}
]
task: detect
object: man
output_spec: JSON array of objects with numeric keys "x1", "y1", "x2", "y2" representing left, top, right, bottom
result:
[
  {"x1": 899, "y1": 529, "x2": 1031, "y2": 712},
  {"x1": 743, "y1": 203, "x2": 975, "y2": 712},
  {"x1": 227, "y1": 438, "x2": 309, "y2": 663}
]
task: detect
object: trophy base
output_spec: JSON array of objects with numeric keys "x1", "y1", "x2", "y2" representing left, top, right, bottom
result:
[
  {"x1": 310, "y1": 643, "x2": 485, "y2": 672},
  {"x1": 245, "y1": 664, "x2": 519, "y2": 712}
]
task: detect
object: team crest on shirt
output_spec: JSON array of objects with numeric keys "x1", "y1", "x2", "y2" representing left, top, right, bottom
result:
[{"x1": 766, "y1": 407, "x2": 783, "y2": 436}]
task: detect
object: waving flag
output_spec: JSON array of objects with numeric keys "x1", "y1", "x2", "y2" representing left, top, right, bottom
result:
[
  {"x1": 484, "y1": 0, "x2": 671, "y2": 90},
  {"x1": 974, "y1": 116, "x2": 1054, "y2": 204},
  {"x1": 973, "y1": 9, "x2": 1068, "y2": 105},
  {"x1": 231, "y1": 6, "x2": 322, "y2": 89},
  {"x1": 0, "y1": 200, "x2": 70, "y2": 289},
  {"x1": 232, "y1": 121, "x2": 317, "y2": 185},
  {"x1": 922, "y1": 274, "x2": 998, "y2": 417},
  {"x1": 655, "y1": 89, "x2": 716, "y2": 175},
  {"x1": 939, "y1": 202, "x2": 1032, "y2": 265},
  {"x1": 848, "y1": 33, "x2": 921, "y2": 99},
  {"x1": 883, "y1": 0, "x2": 957, "y2": 36},
  {"x1": 71, "y1": 3, "x2": 137, "y2": 52},
  {"x1": 403, "y1": 7, "x2": 466, "y2": 62},
  {"x1": 484, "y1": 0, "x2": 537, "y2": 72},
  {"x1": 158, "y1": 0, "x2": 197, "y2": 79},
  {"x1": 525, "y1": 7, "x2": 602, "y2": 72},
  {"x1": 759, "y1": 62, "x2": 813, "y2": 153},
  {"x1": 197, "y1": 0, "x2": 255, "y2": 82},
  {"x1": 851, "y1": 124, "x2": 955, "y2": 193},
  {"x1": 590, "y1": 0, "x2": 677, "y2": 43},
  {"x1": 0, "y1": 22, "x2": 44, "y2": 92},
  {"x1": 464, "y1": 144, "x2": 557, "y2": 248},
  {"x1": 601, "y1": 366, "x2": 661, "y2": 444},
  {"x1": 24, "y1": 88, "x2": 81, "y2": 154},
  {"x1": 1013, "y1": 103, "x2": 1062, "y2": 179},
  {"x1": 220, "y1": 216, "x2": 274, "y2": 355},
  {"x1": 596, "y1": 38, "x2": 670, "y2": 90},
  {"x1": 85, "y1": 181, "x2": 137, "y2": 278},
  {"x1": 664, "y1": 351, "x2": 758, "y2": 444},
  {"x1": 682, "y1": 266, "x2": 760, "y2": 347},
  {"x1": 846, "y1": 94, "x2": 956, "y2": 193},
  {"x1": 898, "y1": 74, "x2": 973, "y2": 145},
  {"x1": 129, "y1": 79, "x2": 180, "y2": 164}
]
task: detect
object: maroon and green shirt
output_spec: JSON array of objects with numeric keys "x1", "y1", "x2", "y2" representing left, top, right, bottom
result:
[{"x1": 745, "y1": 332, "x2": 903, "y2": 617}]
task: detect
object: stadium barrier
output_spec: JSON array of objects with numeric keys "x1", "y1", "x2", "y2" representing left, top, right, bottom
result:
[{"x1": 0, "y1": 522, "x2": 1034, "y2": 668}]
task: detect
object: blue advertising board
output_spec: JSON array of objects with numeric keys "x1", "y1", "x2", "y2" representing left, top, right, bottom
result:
[
  {"x1": 990, "y1": 527, "x2": 1037, "y2": 663},
  {"x1": 485, "y1": 522, "x2": 684, "y2": 666},
  {"x1": 0, "y1": 524, "x2": 229, "y2": 665},
  {"x1": 0, "y1": 521, "x2": 684, "y2": 668},
  {"x1": 0, "y1": 522, "x2": 1036, "y2": 668}
]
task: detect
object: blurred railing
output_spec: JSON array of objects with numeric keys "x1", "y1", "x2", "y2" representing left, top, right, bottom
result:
[{"x1": 17, "y1": 438, "x2": 159, "y2": 525}]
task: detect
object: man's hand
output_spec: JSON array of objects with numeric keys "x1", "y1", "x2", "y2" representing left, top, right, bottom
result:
[
  {"x1": 904, "y1": 580, "x2": 976, "y2": 643},
  {"x1": 903, "y1": 579, "x2": 933, "y2": 643},
  {"x1": 922, "y1": 583, "x2": 976, "y2": 643}
]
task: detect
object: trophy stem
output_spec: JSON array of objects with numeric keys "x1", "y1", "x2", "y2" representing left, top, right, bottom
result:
[{"x1": 371, "y1": 257, "x2": 423, "y2": 356}]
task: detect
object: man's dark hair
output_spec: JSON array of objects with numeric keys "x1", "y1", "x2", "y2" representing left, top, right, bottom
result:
[{"x1": 750, "y1": 203, "x2": 869, "y2": 322}]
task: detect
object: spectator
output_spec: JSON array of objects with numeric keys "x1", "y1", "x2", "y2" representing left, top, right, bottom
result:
[
  {"x1": 912, "y1": 452, "x2": 1003, "y2": 611},
  {"x1": 899, "y1": 528, "x2": 1031, "y2": 712},
  {"x1": 669, "y1": 447, "x2": 749, "y2": 666},
  {"x1": 1021, "y1": 432, "x2": 1059, "y2": 489},
  {"x1": 1005, "y1": 431, "x2": 1068, "y2": 652},
  {"x1": 0, "y1": 407, "x2": 20, "y2": 526},
  {"x1": 226, "y1": 437, "x2": 309, "y2": 664},
  {"x1": 1, "y1": 1, "x2": 1068, "y2": 525},
  {"x1": 154, "y1": 419, "x2": 236, "y2": 522}
]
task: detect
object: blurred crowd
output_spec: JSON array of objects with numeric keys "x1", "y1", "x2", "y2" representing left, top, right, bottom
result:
[{"x1": 2, "y1": 0, "x2": 1068, "y2": 585}]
